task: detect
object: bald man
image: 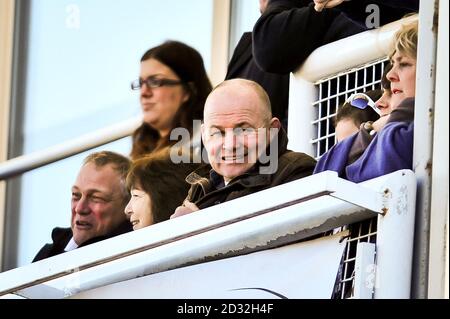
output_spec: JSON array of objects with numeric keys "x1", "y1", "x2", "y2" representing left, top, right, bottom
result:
[{"x1": 171, "y1": 79, "x2": 316, "y2": 218}]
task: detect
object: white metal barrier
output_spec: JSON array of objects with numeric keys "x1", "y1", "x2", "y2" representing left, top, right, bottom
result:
[
  {"x1": 0, "y1": 116, "x2": 142, "y2": 180},
  {"x1": 0, "y1": 170, "x2": 416, "y2": 299}
]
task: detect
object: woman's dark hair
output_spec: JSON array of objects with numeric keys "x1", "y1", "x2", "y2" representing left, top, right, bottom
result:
[
  {"x1": 131, "y1": 40, "x2": 212, "y2": 159},
  {"x1": 126, "y1": 150, "x2": 199, "y2": 224},
  {"x1": 381, "y1": 62, "x2": 393, "y2": 90},
  {"x1": 335, "y1": 89, "x2": 382, "y2": 127}
]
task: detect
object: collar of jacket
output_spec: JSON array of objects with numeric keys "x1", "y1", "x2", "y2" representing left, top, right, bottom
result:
[
  {"x1": 185, "y1": 127, "x2": 289, "y2": 193},
  {"x1": 51, "y1": 220, "x2": 133, "y2": 248},
  {"x1": 387, "y1": 97, "x2": 415, "y2": 123},
  {"x1": 186, "y1": 165, "x2": 272, "y2": 197},
  {"x1": 51, "y1": 227, "x2": 73, "y2": 243}
]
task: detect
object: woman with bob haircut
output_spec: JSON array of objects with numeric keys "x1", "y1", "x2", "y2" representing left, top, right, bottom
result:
[{"x1": 124, "y1": 150, "x2": 199, "y2": 230}]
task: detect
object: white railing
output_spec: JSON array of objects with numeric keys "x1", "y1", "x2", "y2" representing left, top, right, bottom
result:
[
  {"x1": 0, "y1": 116, "x2": 142, "y2": 180},
  {"x1": 0, "y1": 170, "x2": 416, "y2": 299}
]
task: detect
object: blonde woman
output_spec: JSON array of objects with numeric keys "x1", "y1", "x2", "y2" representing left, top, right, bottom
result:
[{"x1": 314, "y1": 20, "x2": 418, "y2": 182}]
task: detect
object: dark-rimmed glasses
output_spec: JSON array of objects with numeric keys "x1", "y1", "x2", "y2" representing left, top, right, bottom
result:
[
  {"x1": 131, "y1": 76, "x2": 184, "y2": 90},
  {"x1": 346, "y1": 93, "x2": 381, "y2": 115}
]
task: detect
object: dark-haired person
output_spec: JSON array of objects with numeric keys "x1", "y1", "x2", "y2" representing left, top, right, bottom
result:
[
  {"x1": 33, "y1": 151, "x2": 133, "y2": 262},
  {"x1": 130, "y1": 40, "x2": 212, "y2": 160},
  {"x1": 124, "y1": 151, "x2": 198, "y2": 230},
  {"x1": 334, "y1": 90, "x2": 382, "y2": 142}
]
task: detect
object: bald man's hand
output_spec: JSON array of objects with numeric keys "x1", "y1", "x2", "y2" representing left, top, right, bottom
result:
[{"x1": 170, "y1": 200, "x2": 200, "y2": 219}]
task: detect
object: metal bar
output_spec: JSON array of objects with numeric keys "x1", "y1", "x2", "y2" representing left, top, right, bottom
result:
[
  {"x1": 0, "y1": 0, "x2": 15, "y2": 273},
  {"x1": 287, "y1": 74, "x2": 316, "y2": 156},
  {"x1": 330, "y1": 177, "x2": 386, "y2": 214},
  {"x1": 210, "y1": 0, "x2": 231, "y2": 86},
  {"x1": 428, "y1": 0, "x2": 449, "y2": 299},
  {"x1": 353, "y1": 242, "x2": 376, "y2": 299},
  {"x1": 411, "y1": 0, "x2": 439, "y2": 299},
  {"x1": 0, "y1": 116, "x2": 142, "y2": 180},
  {"x1": 315, "y1": 59, "x2": 384, "y2": 85},
  {"x1": 316, "y1": 82, "x2": 323, "y2": 158},
  {"x1": 2, "y1": 0, "x2": 31, "y2": 272},
  {"x1": 374, "y1": 170, "x2": 417, "y2": 298},
  {"x1": 326, "y1": 79, "x2": 331, "y2": 151}
]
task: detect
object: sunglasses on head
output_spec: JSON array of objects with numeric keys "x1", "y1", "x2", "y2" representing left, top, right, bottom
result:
[{"x1": 346, "y1": 93, "x2": 381, "y2": 115}]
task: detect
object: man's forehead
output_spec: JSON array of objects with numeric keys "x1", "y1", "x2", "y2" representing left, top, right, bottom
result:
[
  {"x1": 205, "y1": 95, "x2": 262, "y2": 119},
  {"x1": 204, "y1": 111, "x2": 261, "y2": 128}
]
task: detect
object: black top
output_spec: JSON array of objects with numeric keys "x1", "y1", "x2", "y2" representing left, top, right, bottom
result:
[
  {"x1": 253, "y1": 0, "x2": 366, "y2": 74},
  {"x1": 253, "y1": 0, "x2": 417, "y2": 75},
  {"x1": 32, "y1": 220, "x2": 132, "y2": 262},
  {"x1": 226, "y1": 32, "x2": 290, "y2": 127},
  {"x1": 335, "y1": 0, "x2": 418, "y2": 27}
]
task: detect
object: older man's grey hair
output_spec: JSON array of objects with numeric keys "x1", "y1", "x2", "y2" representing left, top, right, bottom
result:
[{"x1": 83, "y1": 151, "x2": 131, "y2": 204}]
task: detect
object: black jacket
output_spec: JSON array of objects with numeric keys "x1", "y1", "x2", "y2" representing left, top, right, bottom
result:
[
  {"x1": 226, "y1": 32, "x2": 290, "y2": 127},
  {"x1": 32, "y1": 220, "x2": 132, "y2": 262},
  {"x1": 253, "y1": 0, "x2": 366, "y2": 74},
  {"x1": 184, "y1": 128, "x2": 316, "y2": 209},
  {"x1": 253, "y1": 0, "x2": 418, "y2": 74}
]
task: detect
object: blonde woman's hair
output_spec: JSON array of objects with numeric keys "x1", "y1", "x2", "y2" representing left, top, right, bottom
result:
[{"x1": 391, "y1": 19, "x2": 418, "y2": 59}]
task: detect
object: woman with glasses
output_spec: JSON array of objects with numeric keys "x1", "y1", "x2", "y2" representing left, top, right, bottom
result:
[
  {"x1": 130, "y1": 40, "x2": 212, "y2": 160},
  {"x1": 314, "y1": 20, "x2": 417, "y2": 183}
]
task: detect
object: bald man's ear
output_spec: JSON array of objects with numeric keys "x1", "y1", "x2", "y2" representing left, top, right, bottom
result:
[{"x1": 269, "y1": 117, "x2": 282, "y2": 129}]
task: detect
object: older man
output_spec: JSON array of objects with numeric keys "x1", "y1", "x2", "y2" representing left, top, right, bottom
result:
[
  {"x1": 171, "y1": 79, "x2": 316, "y2": 218},
  {"x1": 33, "y1": 151, "x2": 132, "y2": 262}
]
